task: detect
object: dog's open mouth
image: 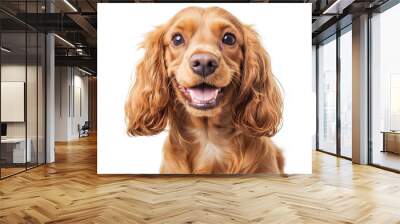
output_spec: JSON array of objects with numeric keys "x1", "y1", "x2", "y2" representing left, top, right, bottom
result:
[{"x1": 179, "y1": 83, "x2": 223, "y2": 110}]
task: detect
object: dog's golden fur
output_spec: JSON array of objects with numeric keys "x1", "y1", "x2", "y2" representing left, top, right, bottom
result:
[{"x1": 125, "y1": 7, "x2": 285, "y2": 174}]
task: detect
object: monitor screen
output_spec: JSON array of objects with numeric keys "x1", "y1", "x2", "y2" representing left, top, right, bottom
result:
[{"x1": 1, "y1": 123, "x2": 7, "y2": 137}]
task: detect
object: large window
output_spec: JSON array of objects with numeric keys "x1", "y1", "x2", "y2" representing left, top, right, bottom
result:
[
  {"x1": 370, "y1": 3, "x2": 400, "y2": 171},
  {"x1": 317, "y1": 26, "x2": 353, "y2": 159},
  {"x1": 339, "y1": 28, "x2": 352, "y2": 158},
  {"x1": 318, "y1": 36, "x2": 337, "y2": 154}
]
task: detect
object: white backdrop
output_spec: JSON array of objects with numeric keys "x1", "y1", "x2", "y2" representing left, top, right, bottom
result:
[{"x1": 98, "y1": 3, "x2": 312, "y2": 174}]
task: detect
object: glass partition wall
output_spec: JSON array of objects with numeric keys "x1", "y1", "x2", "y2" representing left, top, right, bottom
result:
[
  {"x1": 0, "y1": 31, "x2": 27, "y2": 177},
  {"x1": 0, "y1": 3, "x2": 46, "y2": 179},
  {"x1": 316, "y1": 26, "x2": 352, "y2": 159}
]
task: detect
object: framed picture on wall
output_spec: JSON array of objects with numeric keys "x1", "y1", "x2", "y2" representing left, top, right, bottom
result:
[{"x1": 98, "y1": 3, "x2": 312, "y2": 174}]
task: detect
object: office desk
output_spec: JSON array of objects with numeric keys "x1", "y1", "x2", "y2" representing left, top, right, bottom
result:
[
  {"x1": 1, "y1": 138, "x2": 31, "y2": 163},
  {"x1": 382, "y1": 131, "x2": 400, "y2": 154}
]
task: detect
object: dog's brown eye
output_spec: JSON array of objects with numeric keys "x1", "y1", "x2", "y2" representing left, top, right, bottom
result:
[
  {"x1": 172, "y1": 33, "x2": 184, "y2": 46},
  {"x1": 222, "y1": 33, "x2": 236, "y2": 45}
]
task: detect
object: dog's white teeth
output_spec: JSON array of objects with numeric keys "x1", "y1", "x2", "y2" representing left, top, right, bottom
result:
[{"x1": 192, "y1": 99, "x2": 201, "y2": 104}]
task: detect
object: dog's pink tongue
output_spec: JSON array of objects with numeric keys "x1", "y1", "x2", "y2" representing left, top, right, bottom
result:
[{"x1": 187, "y1": 88, "x2": 218, "y2": 102}]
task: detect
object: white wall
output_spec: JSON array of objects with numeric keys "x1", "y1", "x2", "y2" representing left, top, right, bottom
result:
[
  {"x1": 55, "y1": 66, "x2": 70, "y2": 141},
  {"x1": 72, "y1": 73, "x2": 89, "y2": 138},
  {"x1": 1, "y1": 65, "x2": 29, "y2": 141},
  {"x1": 1, "y1": 65, "x2": 41, "y2": 138},
  {"x1": 1, "y1": 63, "x2": 46, "y2": 163},
  {"x1": 1, "y1": 65, "x2": 26, "y2": 131},
  {"x1": 55, "y1": 67, "x2": 89, "y2": 141}
]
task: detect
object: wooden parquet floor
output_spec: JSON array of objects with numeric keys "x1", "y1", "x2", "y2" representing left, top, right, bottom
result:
[{"x1": 1, "y1": 134, "x2": 400, "y2": 224}]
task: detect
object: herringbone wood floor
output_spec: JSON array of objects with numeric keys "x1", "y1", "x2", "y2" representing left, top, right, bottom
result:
[{"x1": 1, "y1": 134, "x2": 400, "y2": 224}]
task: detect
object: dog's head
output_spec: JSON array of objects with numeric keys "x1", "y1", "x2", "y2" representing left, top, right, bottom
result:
[{"x1": 125, "y1": 7, "x2": 282, "y2": 137}]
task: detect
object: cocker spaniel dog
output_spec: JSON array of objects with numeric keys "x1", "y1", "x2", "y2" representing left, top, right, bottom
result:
[{"x1": 125, "y1": 7, "x2": 284, "y2": 174}]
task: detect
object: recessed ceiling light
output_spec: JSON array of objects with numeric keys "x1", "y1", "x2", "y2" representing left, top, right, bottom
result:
[
  {"x1": 78, "y1": 67, "x2": 93, "y2": 76},
  {"x1": 323, "y1": 0, "x2": 354, "y2": 15},
  {"x1": 63, "y1": 0, "x2": 78, "y2": 12},
  {"x1": 1, "y1": 47, "x2": 11, "y2": 53},
  {"x1": 54, "y1": 34, "x2": 75, "y2": 48}
]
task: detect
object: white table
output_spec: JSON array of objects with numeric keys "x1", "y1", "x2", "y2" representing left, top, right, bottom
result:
[{"x1": 1, "y1": 138, "x2": 31, "y2": 163}]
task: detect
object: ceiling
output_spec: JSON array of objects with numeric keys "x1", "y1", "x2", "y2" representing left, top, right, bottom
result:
[{"x1": 0, "y1": 0, "x2": 393, "y2": 74}]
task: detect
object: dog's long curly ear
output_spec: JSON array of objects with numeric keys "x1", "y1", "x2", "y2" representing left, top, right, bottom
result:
[
  {"x1": 125, "y1": 26, "x2": 170, "y2": 136},
  {"x1": 232, "y1": 25, "x2": 283, "y2": 137}
]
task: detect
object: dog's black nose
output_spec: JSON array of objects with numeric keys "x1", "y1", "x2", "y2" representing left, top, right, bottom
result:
[{"x1": 190, "y1": 53, "x2": 219, "y2": 77}]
